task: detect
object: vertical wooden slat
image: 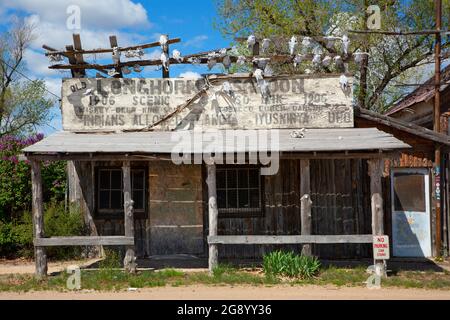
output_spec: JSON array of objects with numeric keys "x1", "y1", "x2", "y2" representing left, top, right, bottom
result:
[
  {"x1": 109, "y1": 35, "x2": 123, "y2": 78},
  {"x1": 300, "y1": 159, "x2": 312, "y2": 256},
  {"x1": 206, "y1": 163, "x2": 218, "y2": 273},
  {"x1": 31, "y1": 160, "x2": 47, "y2": 278},
  {"x1": 65, "y1": 45, "x2": 79, "y2": 78},
  {"x1": 123, "y1": 161, "x2": 136, "y2": 272},
  {"x1": 368, "y1": 159, "x2": 386, "y2": 277},
  {"x1": 72, "y1": 34, "x2": 86, "y2": 77},
  {"x1": 252, "y1": 40, "x2": 260, "y2": 71},
  {"x1": 162, "y1": 35, "x2": 170, "y2": 78}
]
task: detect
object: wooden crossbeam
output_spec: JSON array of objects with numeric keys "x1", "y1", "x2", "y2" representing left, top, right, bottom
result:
[
  {"x1": 47, "y1": 52, "x2": 352, "y2": 71},
  {"x1": 45, "y1": 44, "x2": 108, "y2": 77},
  {"x1": 43, "y1": 38, "x2": 181, "y2": 56},
  {"x1": 43, "y1": 45, "x2": 70, "y2": 58},
  {"x1": 47, "y1": 57, "x2": 225, "y2": 70},
  {"x1": 207, "y1": 235, "x2": 374, "y2": 244},
  {"x1": 349, "y1": 29, "x2": 449, "y2": 36},
  {"x1": 34, "y1": 236, "x2": 134, "y2": 247}
]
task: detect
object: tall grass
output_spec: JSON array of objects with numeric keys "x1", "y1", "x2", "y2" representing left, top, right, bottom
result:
[{"x1": 263, "y1": 251, "x2": 321, "y2": 279}]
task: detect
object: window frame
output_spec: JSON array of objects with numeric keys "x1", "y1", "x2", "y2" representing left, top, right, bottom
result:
[
  {"x1": 215, "y1": 165, "x2": 264, "y2": 218},
  {"x1": 95, "y1": 166, "x2": 148, "y2": 219}
]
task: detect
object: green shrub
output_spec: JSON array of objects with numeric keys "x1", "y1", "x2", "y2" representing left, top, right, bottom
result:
[
  {"x1": 98, "y1": 248, "x2": 122, "y2": 269},
  {"x1": 0, "y1": 134, "x2": 67, "y2": 220},
  {"x1": 43, "y1": 202, "x2": 87, "y2": 260},
  {"x1": 0, "y1": 221, "x2": 16, "y2": 256},
  {"x1": 263, "y1": 251, "x2": 321, "y2": 279},
  {"x1": 44, "y1": 202, "x2": 85, "y2": 237},
  {"x1": 0, "y1": 202, "x2": 86, "y2": 259}
]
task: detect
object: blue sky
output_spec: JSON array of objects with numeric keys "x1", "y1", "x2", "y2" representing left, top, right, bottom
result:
[{"x1": 0, "y1": 0, "x2": 230, "y2": 134}]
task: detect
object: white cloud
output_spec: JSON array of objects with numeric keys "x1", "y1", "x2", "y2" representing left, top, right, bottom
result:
[
  {"x1": 43, "y1": 78, "x2": 63, "y2": 99},
  {"x1": 24, "y1": 48, "x2": 59, "y2": 77},
  {"x1": 2, "y1": 0, "x2": 150, "y2": 30},
  {"x1": 24, "y1": 14, "x2": 148, "y2": 52},
  {"x1": 0, "y1": 0, "x2": 160, "y2": 134},
  {"x1": 183, "y1": 35, "x2": 208, "y2": 48},
  {"x1": 178, "y1": 71, "x2": 202, "y2": 79}
]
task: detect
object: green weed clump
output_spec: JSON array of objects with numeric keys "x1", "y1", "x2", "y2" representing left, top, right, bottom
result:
[
  {"x1": 0, "y1": 202, "x2": 86, "y2": 259},
  {"x1": 263, "y1": 251, "x2": 321, "y2": 279}
]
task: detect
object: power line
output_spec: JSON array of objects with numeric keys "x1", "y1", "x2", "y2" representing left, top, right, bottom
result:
[{"x1": 0, "y1": 57, "x2": 61, "y2": 99}]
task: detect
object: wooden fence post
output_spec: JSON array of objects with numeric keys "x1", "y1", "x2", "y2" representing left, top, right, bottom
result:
[
  {"x1": 123, "y1": 161, "x2": 136, "y2": 273},
  {"x1": 206, "y1": 163, "x2": 218, "y2": 274},
  {"x1": 31, "y1": 160, "x2": 47, "y2": 278},
  {"x1": 300, "y1": 159, "x2": 312, "y2": 256},
  {"x1": 368, "y1": 159, "x2": 386, "y2": 277}
]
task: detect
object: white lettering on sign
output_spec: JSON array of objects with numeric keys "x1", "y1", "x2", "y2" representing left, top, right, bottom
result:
[
  {"x1": 61, "y1": 76, "x2": 354, "y2": 132},
  {"x1": 373, "y1": 235, "x2": 390, "y2": 260}
]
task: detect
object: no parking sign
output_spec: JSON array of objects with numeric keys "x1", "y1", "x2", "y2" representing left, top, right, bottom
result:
[{"x1": 373, "y1": 236, "x2": 390, "y2": 260}]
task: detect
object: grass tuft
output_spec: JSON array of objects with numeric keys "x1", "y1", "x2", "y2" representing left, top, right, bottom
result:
[
  {"x1": 2, "y1": 264, "x2": 450, "y2": 292},
  {"x1": 263, "y1": 251, "x2": 321, "y2": 279}
]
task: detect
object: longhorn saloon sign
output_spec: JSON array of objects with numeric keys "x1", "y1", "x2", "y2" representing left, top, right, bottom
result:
[{"x1": 61, "y1": 76, "x2": 354, "y2": 132}]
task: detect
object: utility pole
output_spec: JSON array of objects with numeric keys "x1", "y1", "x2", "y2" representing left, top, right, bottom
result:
[{"x1": 434, "y1": 0, "x2": 442, "y2": 257}]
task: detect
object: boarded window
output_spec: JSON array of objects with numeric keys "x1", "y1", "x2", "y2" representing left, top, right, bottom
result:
[
  {"x1": 97, "y1": 168, "x2": 147, "y2": 215},
  {"x1": 216, "y1": 166, "x2": 262, "y2": 217},
  {"x1": 393, "y1": 173, "x2": 426, "y2": 212}
]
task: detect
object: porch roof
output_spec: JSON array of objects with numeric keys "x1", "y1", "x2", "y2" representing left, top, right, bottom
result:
[{"x1": 23, "y1": 128, "x2": 410, "y2": 155}]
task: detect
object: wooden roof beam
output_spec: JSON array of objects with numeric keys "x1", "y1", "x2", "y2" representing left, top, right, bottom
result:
[
  {"x1": 43, "y1": 38, "x2": 181, "y2": 56},
  {"x1": 47, "y1": 52, "x2": 353, "y2": 71}
]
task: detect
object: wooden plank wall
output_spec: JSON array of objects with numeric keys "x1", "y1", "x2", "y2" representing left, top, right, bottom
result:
[
  {"x1": 69, "y1": 160, "x2": 148, "y2": 257},
  {"x1": 310, "y1": 159, "x2": 372, "y2": 259},
  {"x1": 72, "y1": 158, "x2": 375, "y2": 260},
  {"x1": 149, "y1": 162, "x2": 204, "y2": 255},
  {"x1": 212, "y1": 159, "x2": 372, "y2": 260},
  {"x1": 213, "y1": 159, "x2": 302, "y2": 260}
]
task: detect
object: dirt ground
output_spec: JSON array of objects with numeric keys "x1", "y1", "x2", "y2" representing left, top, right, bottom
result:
[
  {"x1": 0, "y1": 258, "x2": 101, "y2": 275},
  {"x1": 1, "y1": 258, "x2": 450, "y2": 300},
  {"x1": 1, "y1": 285, "x2": 450, "y2": 300}
]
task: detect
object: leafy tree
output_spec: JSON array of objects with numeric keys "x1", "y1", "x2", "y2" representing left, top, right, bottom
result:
[
  {"x1": 214, "y1": 0, "x2": 450, "y2": 111},
  {"x1": 0, "y1": 134, "x2": 66, "y2": 220},
  {"x1": 0, "y1": 18, "x2": 54, "y2": 136}
]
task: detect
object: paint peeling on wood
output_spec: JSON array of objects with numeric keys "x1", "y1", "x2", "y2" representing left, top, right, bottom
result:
[{"x1": 61, "y1": 76, "x2": 354, "y2": 132}]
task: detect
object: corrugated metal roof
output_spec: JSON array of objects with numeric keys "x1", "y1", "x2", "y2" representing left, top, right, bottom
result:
[
  {"x1": 355, "y1": 106, "x2": 450, "y2": 145},
  {"x1": 23, "y1": 128, "x2": 410, "y2": 154},
  {"x1": 385, "y1": 64, "x2": 450, "y2": 116}
]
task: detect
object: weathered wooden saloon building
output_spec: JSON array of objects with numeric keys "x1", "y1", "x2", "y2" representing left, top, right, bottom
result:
[{"x1": 22, "y1": 71, "x2": 450, "y2": 277}]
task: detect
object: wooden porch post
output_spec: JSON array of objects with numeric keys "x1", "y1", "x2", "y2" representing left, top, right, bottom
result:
[
  {"x1": 300, "y1": 159, "x2": 312, "y2": 256},
  {"x1": 206, "y1": 163, "x2": 218, "y2": 274},
  {"x1": 31, "y1": 160, "x2": 47, "y2": 278},
  {"x1": 368, "y1": 159, "x2": 386, "y2": 277},
  {"x1": 123, "y1": 161, "x2": 136, "y2": 273}
]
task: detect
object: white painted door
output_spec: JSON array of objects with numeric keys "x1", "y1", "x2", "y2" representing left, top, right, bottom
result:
[{"x1": 391, "y1": 168, "x2": 432, "y2": 257}]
